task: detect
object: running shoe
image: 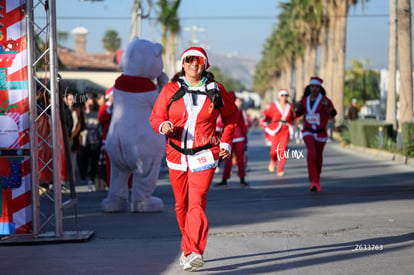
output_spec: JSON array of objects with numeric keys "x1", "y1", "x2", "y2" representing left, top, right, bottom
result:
[{"x1": 183, "y1": 253, "x2": 204, "y2": 271}]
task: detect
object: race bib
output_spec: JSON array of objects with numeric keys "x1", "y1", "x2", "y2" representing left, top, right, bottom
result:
[
  {"x1": 188, "y1": 149, "x2": 216, "y2": 172},
  {"x1": 305, "y1": 113, "x2": 320, "y2": 125}
]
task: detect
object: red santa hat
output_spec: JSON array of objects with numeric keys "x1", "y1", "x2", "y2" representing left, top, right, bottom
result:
[
  {"x1": 180, "y1": 46, "x2": 210, "y2": 69},
  {"x1": 278, "y1": 89, "x2": 289, "y2": 97},
  {"x1": 105, "y1": 87, "x2": 113, "y2": 99},
  {"x1": 309, "y1": 76, "x2": 323, "y2": 86}
]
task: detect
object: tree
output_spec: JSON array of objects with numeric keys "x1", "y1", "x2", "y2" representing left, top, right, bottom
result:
[
  {"x1": 386, "y1": 0, "x2": 397, "y2": 129},
  {"x1": 253, "y1": 0, "x2": 368, "y2": 117},
  {"x1": 157, "y1": 0, "x2": 181, "y2": 76},
  {"x1": 344, "y1": 59, "x2": 380, "y2": 106},
  {"x1": 102, "y1": 30, "x2": 121, "y2": 53},
  {"x1": 398, "y1": 0, "x2": 413, "y2": 123},
  {"x1": 210, "y1": 67, "x2": 246, "y2": 92},
  {"x1": 57, "y1": 31, "x2": 69, "y2": 45}
]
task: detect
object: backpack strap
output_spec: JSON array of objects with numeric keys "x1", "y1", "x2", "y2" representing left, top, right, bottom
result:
[
  {"x1": 167, "y1": 79, "x2": 187, "y2": 111},
  {"x1": 204, "y1": 80, "x2": 224, "y2": 109},
  {"x1": 167, "y1": 78, "x2": 224, "y2": 111}
]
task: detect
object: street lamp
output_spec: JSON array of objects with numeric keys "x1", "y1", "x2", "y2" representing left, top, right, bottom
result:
[{"x1": 184, "y1": 25, "x2": 206, "y2": 47}]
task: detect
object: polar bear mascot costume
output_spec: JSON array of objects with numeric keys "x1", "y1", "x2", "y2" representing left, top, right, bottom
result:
[{"x1": 101, "y1": 37, "x2": 168, "y2": 212}]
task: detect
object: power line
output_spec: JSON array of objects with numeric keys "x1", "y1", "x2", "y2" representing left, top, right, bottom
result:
[{"x1": 46, "y1": 14, "x2": 394, "y2": 21}]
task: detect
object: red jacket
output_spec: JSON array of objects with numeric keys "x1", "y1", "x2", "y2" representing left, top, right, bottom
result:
[
  {"x1": 296, "y1": 93, "x2": 336, "y2": 141},
  {"x1": 150, "y1": 79, "x2": 238, "y2": 171},
  {"x1": 98, "y1": 102, "x2": 112, "y2": 140},
  {"x1": 232, "y1": 109, "x2": 248, "y2": 143},
  {"x1": 261, "y1": 102, "x2": 295, "y2": 136}
]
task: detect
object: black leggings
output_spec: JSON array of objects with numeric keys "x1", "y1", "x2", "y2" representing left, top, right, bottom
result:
[{"x1": 79, "y1": 143, "x2": 101, "y2": 181}]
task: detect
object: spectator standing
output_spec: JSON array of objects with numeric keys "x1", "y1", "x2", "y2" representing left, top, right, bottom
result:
[
  {"x1": 79, "y1": 94, "x2": 102, "y2": 191},
  {"x1": 347, "y1": 98, "x2": 359, "y2": 122}
]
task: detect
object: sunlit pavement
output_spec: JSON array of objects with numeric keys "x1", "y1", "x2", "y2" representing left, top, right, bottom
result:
[{"x1": 1, "y1": 127, "x2": 413, "y2": 275}]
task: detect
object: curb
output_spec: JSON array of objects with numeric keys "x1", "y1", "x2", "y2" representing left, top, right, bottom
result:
[{"x1": 340, "y1": 143, "x2": 414, "y2": 167}]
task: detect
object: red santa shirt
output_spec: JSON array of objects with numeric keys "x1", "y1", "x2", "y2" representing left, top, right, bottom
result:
[
  {"x1": 99, "y1": 87, "x2": 113, "y2": 141},
  {"x1": 262, "y1": 101, "x2": 295, "y2": 137},
  {"x1": 300, "y1": 93, "x2": 336, "y2": 142},
  {"x1": 232, "y1": 109, "x2": 248, "y2": 143},
  {"x1": 98, "y1": 102, "x2": 112, "y2": 141},
  {"x1": 150, "y1": 79, "x2": 238, "y2": 171}
]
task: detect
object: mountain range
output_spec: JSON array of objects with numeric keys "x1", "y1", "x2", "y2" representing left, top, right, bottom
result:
[{"x1": 208, "y1": 52, "x2": 258, "y2": 90}]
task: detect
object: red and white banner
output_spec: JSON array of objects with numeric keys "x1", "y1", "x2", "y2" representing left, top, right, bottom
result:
[{"x1": 0, "y1": 0, "x2": 31, "y2": 235}]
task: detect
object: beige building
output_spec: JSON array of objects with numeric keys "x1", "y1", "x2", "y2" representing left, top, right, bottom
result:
[{"x1": 57, "y1": 26, "x2": 123, "y2": 94}]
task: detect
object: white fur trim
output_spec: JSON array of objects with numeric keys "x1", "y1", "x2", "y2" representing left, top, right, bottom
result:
[
  {"x1": 306, "y1": 93, "x2": 322, "y2": 130},
  {"x1": 302, "y1": 131, "x2": 328, "y2": 142},
  {"x1": 233, "y1": 137, "x2": 245, "y2": 143},
  {"x1": 166, "y1": 159, "x2": 187, "y2": 171},
  {"x1": 265, "y1": 127, "x2": 280, "y2": 136},
  {"x1": 220, "y1": 142, "x2": 232, "y2": 154},
  {"x1": 309, "y1": 79, "x2": 322, "y2": 85}
]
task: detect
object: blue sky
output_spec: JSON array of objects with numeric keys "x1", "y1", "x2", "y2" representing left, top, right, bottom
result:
[{"x1": 53, "y1": 0, "x2": 408, "y2": 70}]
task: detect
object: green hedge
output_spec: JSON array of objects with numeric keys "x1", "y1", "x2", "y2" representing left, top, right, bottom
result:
[
  {"x1": 349, "y1": 120, "x2": 393, "y2": 148},
  {"x1": 402, "y1": 122, "x2": 414, "y2": 157}
]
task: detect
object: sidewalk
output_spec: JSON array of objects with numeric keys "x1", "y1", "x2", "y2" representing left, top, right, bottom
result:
[{"x1": 346, "y1": 143, "x2": 414, "y2": 167}]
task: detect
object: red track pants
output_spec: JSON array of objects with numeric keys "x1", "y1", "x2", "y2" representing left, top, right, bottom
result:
[
  {"x1": 269, "y1": 129, "x2": 289, "y2": 173},
  {"x1": 303, "y1": 135, "x2": 326, "y2": 184},
  {"x1": 169, "y1": 167, "x2": 215, "y2": 256},
  {"x1": 223, "y1": 142, "x2": 246, "y2": 180}
]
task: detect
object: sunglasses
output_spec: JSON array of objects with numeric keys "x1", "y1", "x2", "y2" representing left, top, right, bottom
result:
[
  {"x1": 184, "y1": 56, "x2": 206, "y2": 65},
  {"x1": 280, "y1": 94, "x2": 288, "y2": 97}
]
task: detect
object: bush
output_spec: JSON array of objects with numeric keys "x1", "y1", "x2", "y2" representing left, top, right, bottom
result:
[
  {"x1": 339, "y1": 128, "x2": 351, "y2": 146},
  {"x1": 348, "y1": 120, "x2": 394, "y2": 148}
]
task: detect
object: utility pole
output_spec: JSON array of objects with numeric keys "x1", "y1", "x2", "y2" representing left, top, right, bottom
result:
[
  {"x1": 130, "y1": 0, "x2": 152, "y2": 40},
  {"x1": 184, "y1": 25, "x2": 206, "y2": 47},
  {"x1": 386, "y1": 0, "x2": 397, "y2": 129}
]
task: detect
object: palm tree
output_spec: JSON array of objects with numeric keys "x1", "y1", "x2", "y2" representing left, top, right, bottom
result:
[
  {"x1": 57, "y1": 31, "x2": 69, "y2": 45},
  {"x1": 317, "y1": 0, "x2": 330, "y2": 85},
  {"x1": 386, "y1": 0, "x2": 397, "y2": 129},
  {"x1": 157, "y1": 0, "x2": 181, "y2": 77},
  {"x1": 330, "y1": 0, "x2": 349, "y2": 125},
  {"x1": 167, "y1": 1, "x2": 180, "y2": 75},
  {"x1": 344, "y1": 59, "x2": 380, "y2": 105},
  {"x1": 327, "y1": 0, "x2": 368, "y2": 125},
  {"x1": 102, "y1": 30, "x2": 121, "y2": 53},
  {"x1": 397, "y1": 0, "x2": 413, "y2": 123}
]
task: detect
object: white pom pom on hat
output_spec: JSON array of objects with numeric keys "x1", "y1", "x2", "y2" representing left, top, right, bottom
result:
[
  {"x1": 180, "y1": 46, "x2": 210, "y2": 69},
  {"x1": 105, "y1": 87, "x2": 113, "y2": 99}
]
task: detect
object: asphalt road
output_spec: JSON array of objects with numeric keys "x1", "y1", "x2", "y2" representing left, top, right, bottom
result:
[{"x1": 1, "y1": 127, "x2": 413, "y2": 275}]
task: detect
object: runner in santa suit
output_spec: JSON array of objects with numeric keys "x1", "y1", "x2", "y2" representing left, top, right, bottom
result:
[
  {"x1": 150, "y1": 47, "x2": 238, "y2": 271},
  {"x1": 98, "y1": 87, "x2": 113, "y2": 187},
  {"x1": 215, "y1": 91, "x2": 248, "y2": 186},
  {"x1": 295, "y1": 76, "x2": 337, "y2": 192},
  {"x1": 261, "y1": 89, "x2": 295, "y2": 176}
]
